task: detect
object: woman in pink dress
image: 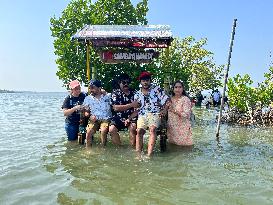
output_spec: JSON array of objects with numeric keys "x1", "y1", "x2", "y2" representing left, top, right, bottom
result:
[{"x1": 167, "y1": 80, "x2": 193, "y2": 146}]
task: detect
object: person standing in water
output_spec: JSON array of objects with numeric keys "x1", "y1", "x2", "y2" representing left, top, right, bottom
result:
[
  {"x1": 62, "y1": 80, "x2": 86, "y2": 141},
  {"x1": 109, "y1": 73, "x2": 139, "y2": 147},
  {"x1": 83, "y1": 80, "x2": 111, "y2": 148},
  {"x1": 134, "y1": 71, "x2": 169, "y2": 157},
  {"x1": 167, "y1": 80, "x2": 193, "y2": 146}
]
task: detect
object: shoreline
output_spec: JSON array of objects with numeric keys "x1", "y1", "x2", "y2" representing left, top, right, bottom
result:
[
  {"x1": 0, "y1": 89, "x2": 19, "y2": 93},
  {"x1": 0, "y1": 89, "x2": 66, "y2": 93},
  {"x1": 221, "y1": 106, "x2": 273, "y2": 127}
]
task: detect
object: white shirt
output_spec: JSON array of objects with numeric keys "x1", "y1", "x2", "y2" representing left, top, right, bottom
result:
[{"x1": 134, "y1": 85, "x2": 169, "y2": 116}]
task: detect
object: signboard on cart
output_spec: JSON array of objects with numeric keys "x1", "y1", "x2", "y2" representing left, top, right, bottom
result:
[{"x1": 100, "y1": 50, "x2": 159, "y2": 64}]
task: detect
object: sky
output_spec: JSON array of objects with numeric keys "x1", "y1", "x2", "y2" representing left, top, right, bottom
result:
[{"x1": 0, "y1": 0, "x2": 272, "y2": 92}]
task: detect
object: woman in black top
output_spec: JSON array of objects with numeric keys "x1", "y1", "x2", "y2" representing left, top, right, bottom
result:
[{"x1": 62, "y1": 80, "x2": 86, "y2": 141}]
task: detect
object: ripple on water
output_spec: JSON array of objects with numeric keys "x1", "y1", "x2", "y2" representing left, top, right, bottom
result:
[{"x1": 0, "y1": 94, "x2": 272, "y2": 205}]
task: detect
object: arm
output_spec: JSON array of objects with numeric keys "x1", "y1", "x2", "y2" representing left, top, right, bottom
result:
[
  {"x1": 157, "y1": 86, "x2": 170, "y2": 108},
  {"x1": 62, "y1": 95, "x2": 82, "y2": 117},
  {"x1": 159, "y1": 89, "x2": 170, "y2": 117},
  {"x1": 160, "y1": 99, "x2": 171, "y2": 117},
  {"x1": 128, "y1": 110, "x2": 139, "y2": 121},
  {"x1": 168, "y1": 103, "x2": 182, "y2": 118},
  {"x1": 111, "y1": 90, "x2": 139, "y2": 112},
  {"x1": 101, "y1": 89, "x2": 107, "y2": 95},
  {"x1": 124, "y1": 110, "x2": 139, "y2": 126},
  {"x1": 112, "y1": 101, "x2": 139, "y2": 112},
  {"x1": 63, "y1": 105, "x2": 81, "y2": 117},
  {"x1": 181, "y1": 98, "x2": 192, "y2": 118}
]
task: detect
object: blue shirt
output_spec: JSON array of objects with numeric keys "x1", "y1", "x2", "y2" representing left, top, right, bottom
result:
[{"x1": 83, "y1": 94, "x2": 112, "y2": 120}]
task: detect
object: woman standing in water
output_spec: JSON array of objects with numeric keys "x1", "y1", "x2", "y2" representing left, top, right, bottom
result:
[
  {"x1": 167, "y1": 80, "x2": 193, "y2": 146},
  {"x1": 62, "y1": 80, "x2": 86, "y2": 141}
]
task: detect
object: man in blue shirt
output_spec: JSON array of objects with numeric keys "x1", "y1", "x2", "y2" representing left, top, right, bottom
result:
[{"x1": 83, "y1": 80, "x2": 111, "y2": 147}]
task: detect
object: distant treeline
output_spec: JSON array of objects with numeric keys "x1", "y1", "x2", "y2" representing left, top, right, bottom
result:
[{"x1": 0, "y1": 89, "x2": 17, "y2": 93}]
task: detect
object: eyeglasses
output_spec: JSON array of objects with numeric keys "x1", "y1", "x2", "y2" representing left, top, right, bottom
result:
[{"x1": 121, "y1": 80, "x2": 130, "y2": 85}]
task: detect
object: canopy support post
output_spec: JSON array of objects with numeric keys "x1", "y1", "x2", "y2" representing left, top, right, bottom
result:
[
  {"x1": 164, "y1": 47, "x2": 171, "y2": 94},
  {"x1": 86, "y1": 40, "x2": 91, "y2": 82}
]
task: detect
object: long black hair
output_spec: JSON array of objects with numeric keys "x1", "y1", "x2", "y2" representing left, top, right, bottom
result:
[{"x1": 171, "y1": 80, "x2": 188, "y2": 96}]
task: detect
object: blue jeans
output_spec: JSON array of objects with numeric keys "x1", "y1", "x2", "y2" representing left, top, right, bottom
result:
[{"x1": 65, "y1": 123, "x2": 79, "y2": 141}]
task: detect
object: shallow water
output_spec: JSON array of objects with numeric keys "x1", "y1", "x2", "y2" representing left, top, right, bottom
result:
[{"x1": 0, "y1": 92, "x2": 272, "y2": 205}]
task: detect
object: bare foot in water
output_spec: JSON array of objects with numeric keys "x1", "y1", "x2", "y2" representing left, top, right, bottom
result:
[
  {"x1": 144, "y1": 155, "x2": 151, "y2": 160},
  {"x1": 135, "y1": 151, "x2": 143, "y2": 161},
  {"x1": 85, "y1": 146, "x2": 93, "y2": 155}
]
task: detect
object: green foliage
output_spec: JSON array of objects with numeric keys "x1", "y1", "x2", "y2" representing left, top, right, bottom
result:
[
  {"x1": 50, "y1": 0, "x2": 149, "y2": 90},
  {"x1": 227, "y1": 67, "x2": 273, "y2": 112},
  {"x1": 227, "y1": 74, "x2": 257, "y2": 112},
  {"x1": 156, "y1": 37, "x2": 224, "y2": 93},
  {"x1": 257, "y1": 66, "x2": 273, "y2": 106},
  {"x1": 51, "y1": 0, "x2": 222, "y2": 93}
]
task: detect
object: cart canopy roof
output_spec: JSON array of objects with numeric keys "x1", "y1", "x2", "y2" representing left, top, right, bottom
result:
[
  {"x1": 72, "y1": 25, "x2": 172, "y2": 40},
  {"x1": 72, "y1": 25, "x2": 172, "y2": 48}
]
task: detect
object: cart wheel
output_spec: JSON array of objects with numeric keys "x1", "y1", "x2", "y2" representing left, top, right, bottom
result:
[
  {"x1": 159, "y1": 115, "x2": 168, "y2": 152},
  {"x1": 158, "y1": 125, "x2": 167, "y2": 152},
  {"x1": 159, "y1": 128, "x2": 167, "y2": 152},
  {"x1": 78, "y1": 132, "x2": 86, "y2": 145}
]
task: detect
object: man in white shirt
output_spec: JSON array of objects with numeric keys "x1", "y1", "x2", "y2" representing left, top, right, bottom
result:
[{"x1": 83, "y1": 80, "x2": 111, "y2": 147}]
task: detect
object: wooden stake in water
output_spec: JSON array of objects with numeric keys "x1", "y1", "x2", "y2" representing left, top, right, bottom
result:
[{"x1": 216, "y1": 19, "x2": 237, "y2": 139}]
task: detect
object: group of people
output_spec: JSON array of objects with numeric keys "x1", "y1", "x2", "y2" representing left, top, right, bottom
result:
[
  {"x1": 195, "y1": 89, "x2": 227, "y2": 108},
  {"x1": 62, "y1": 71, "x2": 193, "y2": 157}
]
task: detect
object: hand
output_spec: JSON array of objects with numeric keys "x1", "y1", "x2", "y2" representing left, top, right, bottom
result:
[
  {"x1": 168, "y1": 106, "x2": 176, "y2": 114},
  {"x1": 124, "y1": 119, "x2": 130, "y2": 126},
  {"x1": 101, "y1": 89, "x2": 107, "y2": 95},
  {"x1": 74, "y1": 105, "x2": 82, "y2": 112},
  {"x1": 169, "y1": 107, "x2": 181, "y2": 117},
  {"x1": 82, "y1": 105, "x2": 89, "y2": 110},
  {"x1": 165, "y1": 100, "x2": 172, "y2": 109},
  {"x1": 130, "y1": 101, "x2": 140, "y2": 108}
]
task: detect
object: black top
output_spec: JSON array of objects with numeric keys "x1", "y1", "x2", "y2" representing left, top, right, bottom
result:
[
  {"x1": 62, "y1": 92, "x2": 86, "y2": 125},
  {"x1": 111, "y1": 88, "x2": 136, "y2": 121}
]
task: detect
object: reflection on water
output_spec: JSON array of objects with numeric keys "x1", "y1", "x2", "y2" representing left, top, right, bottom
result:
[{"x1": 0, "y1": 93, "x2": 272, "y2": 205}]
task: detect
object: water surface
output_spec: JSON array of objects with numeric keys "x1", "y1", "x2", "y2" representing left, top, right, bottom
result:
[{"x1": 0, "y1": 92, "x2": 272, "y2": 205}]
